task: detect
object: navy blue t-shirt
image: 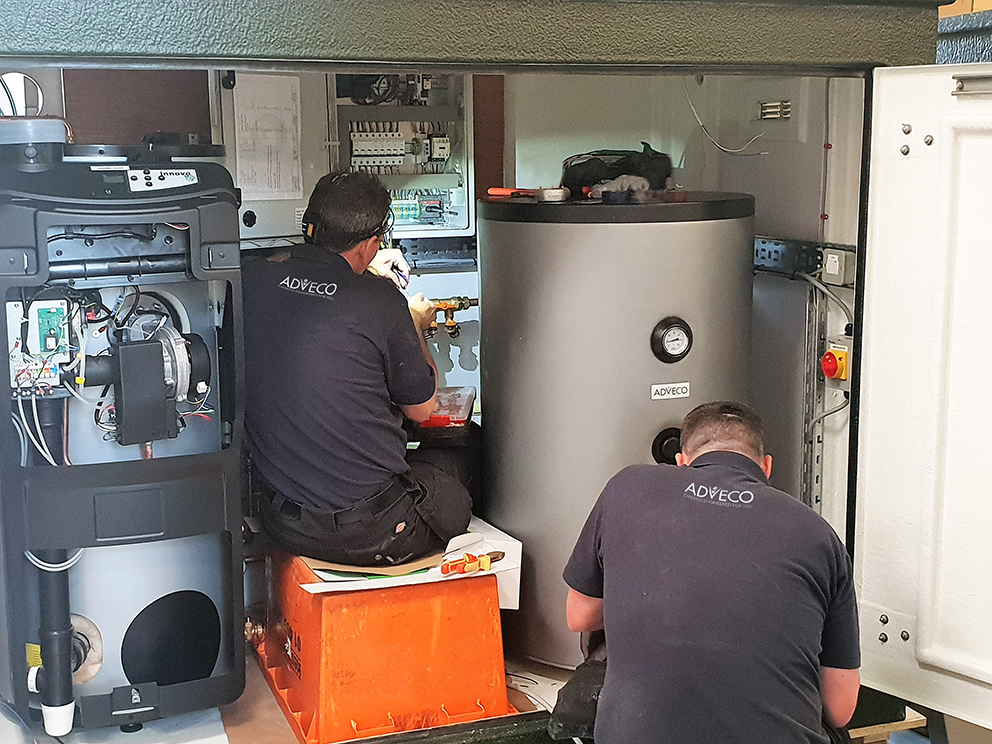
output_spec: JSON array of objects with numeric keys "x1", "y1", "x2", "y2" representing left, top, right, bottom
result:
[
  {"x1": 564, "y1": 451, "x2": 860, "y2": 744},
  {"x1": 241, "y1": 246, "x2": 435, "y2": 511}
]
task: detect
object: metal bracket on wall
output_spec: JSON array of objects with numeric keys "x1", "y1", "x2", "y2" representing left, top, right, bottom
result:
[
  {"x1": 803, "y1": 287, "x2": 828, "y2": 511},
  {"x1": 754, "y1": 236, "x2": 826, "y2": 276}
]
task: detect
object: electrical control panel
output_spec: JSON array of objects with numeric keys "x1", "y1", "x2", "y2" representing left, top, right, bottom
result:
[
  {"x1": 6, "y1": 299, "x2": 70, "y2": 389},
  {"x1": 335, "y1": 73, "x2": 474, "y2": 239},
  {"x1": 217, "y1": 70, "x2": 474, "y2": 243}
]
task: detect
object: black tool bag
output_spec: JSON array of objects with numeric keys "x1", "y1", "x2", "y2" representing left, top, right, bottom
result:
[
  {"x1": 561, "y1": 142, "x2": 672, "y2": 193},
  {"x1": 548, "y1": 631, "x2": 607, "y2": 741}
]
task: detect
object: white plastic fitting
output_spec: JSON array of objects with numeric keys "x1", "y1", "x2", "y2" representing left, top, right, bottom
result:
[
  {"x1": 26, "y1": 665, "x2": 40, "y2": 694},
  {"x1": 41, "y1": 701, "x2": 75, "y2": 737}
]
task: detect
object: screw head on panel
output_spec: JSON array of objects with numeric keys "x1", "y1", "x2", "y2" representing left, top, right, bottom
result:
[
  {"x1": 924, "y1": 135, "x2": 934, "y2": 146},
  {"x1": 901, "y1": 630, "x2": 910, "y2": 641},
  {"x1": 879, "y1": 633, "x2": 888, "y2": 643},
  {"x1": 901, "y1": 124, "x2": 912, "y2": 135},
  {"x1": 879, "y1": 614, "x2": 889, "y2": 624},
  {"x1": 900, "y1": 145, "x2": 910, "y2": 156}
]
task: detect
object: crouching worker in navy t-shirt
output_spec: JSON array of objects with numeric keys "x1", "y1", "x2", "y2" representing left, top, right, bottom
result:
[{"x1": 564, "y1": 401, "x2": 861, "y2": 744}]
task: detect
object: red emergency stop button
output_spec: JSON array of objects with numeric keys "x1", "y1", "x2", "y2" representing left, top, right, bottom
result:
[{"x1": 821, "y1": 349, "x2": 849, "y2": 381}]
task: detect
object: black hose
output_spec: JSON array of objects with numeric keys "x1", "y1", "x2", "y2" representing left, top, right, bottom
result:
[{"x1": 36, "y1": 549, "x2": 75, "y2": 712}]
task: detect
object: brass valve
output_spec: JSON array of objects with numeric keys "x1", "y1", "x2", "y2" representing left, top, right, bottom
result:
[
  {"x1": 425, "y1": 296, "x2": 479, "y2": 339},
  {"x1": 244, "y1": 617, "x2": 266, "y2": 646}
]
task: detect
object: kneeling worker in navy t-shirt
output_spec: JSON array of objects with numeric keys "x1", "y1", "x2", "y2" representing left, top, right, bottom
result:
[
  {"x1": 242, "y1": 172, "x2": 472, "y2": 567},
  {"x1": 564, "y1": 401, "x2": 861, "y2": 744}
]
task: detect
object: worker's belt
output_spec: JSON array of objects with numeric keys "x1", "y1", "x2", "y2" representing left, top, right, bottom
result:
[{"x1": 261, "y1": 473, "x2": 416, "y2": 530}]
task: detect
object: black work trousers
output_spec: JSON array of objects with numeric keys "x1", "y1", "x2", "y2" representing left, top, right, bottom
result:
[{"x1": 254, "y1": 445, "x2": 474, "y2": 567}]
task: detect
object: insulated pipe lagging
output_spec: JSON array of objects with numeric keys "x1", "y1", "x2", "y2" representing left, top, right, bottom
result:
[{"x1": 36, "y1": 548, "x2": 75, "y2": 737}]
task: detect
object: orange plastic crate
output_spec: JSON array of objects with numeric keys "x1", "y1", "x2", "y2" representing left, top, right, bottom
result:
[{"x1": 256, "y1": 553, "x2": 510, "y2": 744}]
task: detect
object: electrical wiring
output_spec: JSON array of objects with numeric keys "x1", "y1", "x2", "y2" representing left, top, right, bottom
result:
[
  {"x1": 143, "y1": 314, "x2": 169, "y2": 340},
  {"x1": 186, "y1": 385, "x2": 212, "y2": 413},
  {"x1": 62, "y1": 302, "x2": 85, "y2": 373},
  {"x1": 796, "y1": 272, "x2": 854, "y2": 325},
  {"x1": 795, "y1": 271, "x2": 854, "y2": 440},
  {"x1": 95, "y1": 405, "x2": 116, "y2": 433},
  {"x1": 16, "y1": 396, "x2": 56, "y2": 466},
  {"x1": 113, "y1": 285, "x2": 141, "y2": 329},
  {"x1": 682, "y1": 77, "x2": 768, "y2": 156},
  {"x1": 46, "y1": 228, "x2": 156, "y2": 244},
  {"x1": 10, "y1": 414, "x2": 29, "y2": 467},
  {"x1": 807, "y1": 398, "x2": 850, "y2": 440},
  {"x1": 62, "y1": 399, "x2": 72, "y2": 467},
  {"x1": 24, "y1": 549, "x2": 84, "y2": 572},
  {"x1": 62, "y1": 383, "x2": 97, "y2": 405},
  {"x1": 31, "y1": 394, "x2": 58, "y2": 467}
]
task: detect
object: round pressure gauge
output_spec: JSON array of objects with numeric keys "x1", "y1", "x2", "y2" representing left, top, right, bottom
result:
[
  {"x1": 651, "y1": 317, "x2": 693, "y2": 364},
  {"x1": 661, "y1": 326, "x2": 690, "y2": 357}
]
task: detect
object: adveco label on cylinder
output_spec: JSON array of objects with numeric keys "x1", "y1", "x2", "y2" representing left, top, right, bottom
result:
[{"x1": 651, "y1": 382, "x2": 690, "y2": 400}]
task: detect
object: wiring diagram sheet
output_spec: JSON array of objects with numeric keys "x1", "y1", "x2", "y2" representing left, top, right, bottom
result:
[{"x1": 232, "y1": 73, "x2": 304, "y2": 201}]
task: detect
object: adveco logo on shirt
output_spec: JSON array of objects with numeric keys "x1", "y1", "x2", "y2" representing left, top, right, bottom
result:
[
  {"x1": 279, "y1": 275, "x2": 338, "y2": 299},
  {"x1": 651, "y1": 382, "x2": 690, "y2": 400},
  {"x1": 683, "y1": 482, "x2": 754, "y2": 508}
]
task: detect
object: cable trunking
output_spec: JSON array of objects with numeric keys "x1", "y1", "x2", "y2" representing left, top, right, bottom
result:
[{"x1": 0, "y1": 139, "x2": 245, "y2": 735}]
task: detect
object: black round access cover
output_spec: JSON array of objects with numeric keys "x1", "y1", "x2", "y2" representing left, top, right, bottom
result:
[
  {"x1": 121, "y1": 590, "x2": 221, "y2": 687},
  {"x1": 652, "y1": 427, "x2": 682, "y2": 465}
]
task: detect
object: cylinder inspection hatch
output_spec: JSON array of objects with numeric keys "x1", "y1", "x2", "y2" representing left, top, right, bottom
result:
[{"x1": 477, "y1": 192, "x2": 755, "y2": 667}]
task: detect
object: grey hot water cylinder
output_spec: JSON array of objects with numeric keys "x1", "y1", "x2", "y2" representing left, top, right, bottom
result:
[{"x1": 478, "y1": 193, "x2": 756, "y2": 668}]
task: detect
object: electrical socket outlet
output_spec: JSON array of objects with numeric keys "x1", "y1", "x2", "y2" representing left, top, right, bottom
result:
[{"x1": 822, "y1": 247, "x2": 856, "y2": 287}]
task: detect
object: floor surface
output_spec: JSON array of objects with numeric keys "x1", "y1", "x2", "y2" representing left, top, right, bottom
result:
[
  {"x1": 220, "y1": 653, "x2": 297, "y2": 744},
  {"x1": 5, "y1": 657, "x2": 937, "y2": 744},
  {"x1": 891, "y1": 733, "x2": 930, "y2": 743}
]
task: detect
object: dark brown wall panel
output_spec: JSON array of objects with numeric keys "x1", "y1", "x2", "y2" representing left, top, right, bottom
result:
[
  {"x1": 473, "y1": 75, "x2": 505, "y2": 196},
  {"x1": 63, "y1": 70, "x2": 211, "y2": 145}
]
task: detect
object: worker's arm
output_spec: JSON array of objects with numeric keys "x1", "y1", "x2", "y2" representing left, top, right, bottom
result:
[
  {"x1": 399, "y1": 293, "x2": 438, "y2": 423},
  {"x1": 820, "y1": 666, "x2": 860, "y2": 727},
  {"x1": 566, "y1": 588, "x2": 604, "y2": 633}
]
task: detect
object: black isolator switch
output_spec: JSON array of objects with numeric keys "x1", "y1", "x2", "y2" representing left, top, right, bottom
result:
[{"x1": 242, "y1": 210, "x2": 257, "y2": 228}]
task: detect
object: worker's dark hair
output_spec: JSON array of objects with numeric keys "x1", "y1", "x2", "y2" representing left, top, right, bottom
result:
[
  {"x1": 301, "y1": 171, "x2": 393, "y2": 253},
  {"x1": 680, "y1": 401, "x2": 765, "y2": 461}
]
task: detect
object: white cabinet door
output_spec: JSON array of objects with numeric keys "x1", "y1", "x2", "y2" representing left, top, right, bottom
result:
[{"x1": 858, "y1": 62, "x2": 992, "y2": 728}]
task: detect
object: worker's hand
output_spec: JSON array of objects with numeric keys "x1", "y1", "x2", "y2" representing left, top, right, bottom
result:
[
  {"x1": 367, "y1": 248, "x2": 411, "y2": 289},
  {"x1": 408, "y1": 293, "x2": 437, "y2": 331}
]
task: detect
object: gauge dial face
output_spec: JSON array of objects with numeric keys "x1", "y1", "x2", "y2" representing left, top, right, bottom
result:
[{"x1": 662, "y1": 326, "x2": 691, "y2": 357}]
